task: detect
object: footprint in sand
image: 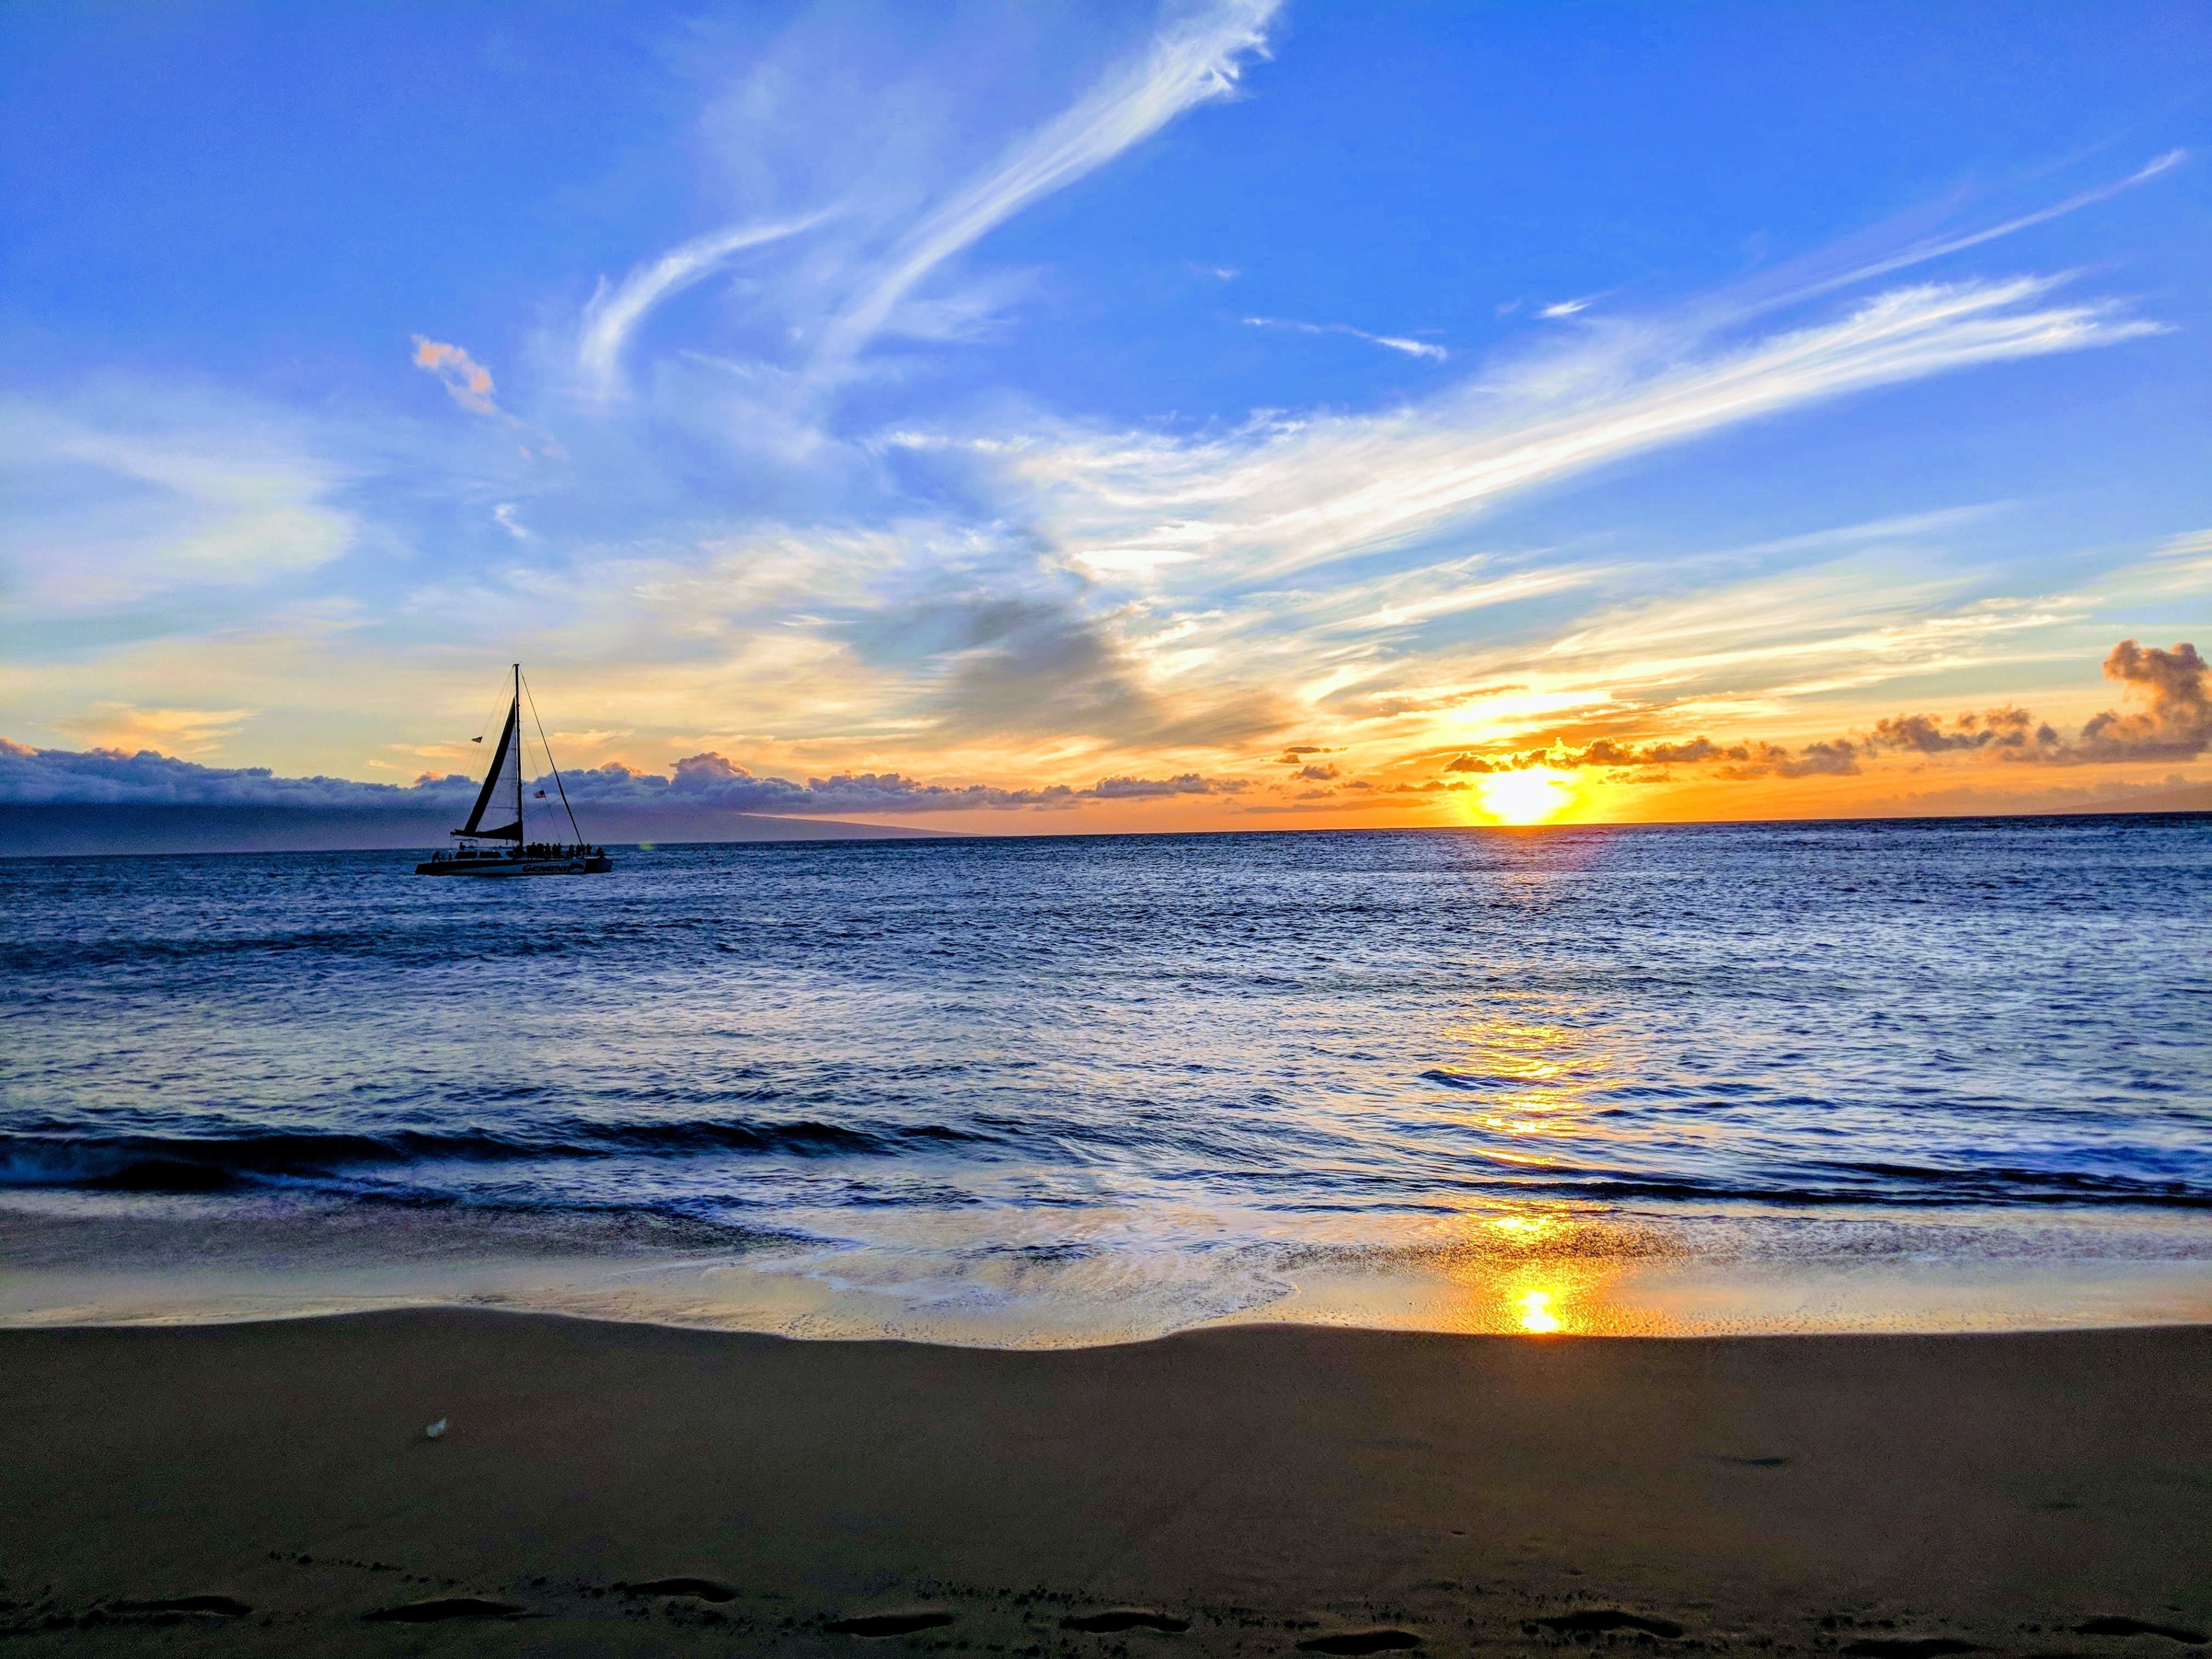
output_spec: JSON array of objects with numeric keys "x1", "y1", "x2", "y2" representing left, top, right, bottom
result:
[
  {"x1": 1297, "y1": 1631, "x2": 1423, "y2": 1654},
  {"x1": 618, "y1": 1578, "x2": 738, "y2": 1604},
  {"x1": 2075, "y1": 1620, "x2": 2210, "y2": 1646},
  {"x1": 1540, "y1": 1611, "x2": 1685, "y2": 1639},
  {"x1": 825, "y1": 1611, "x2": 959, "y2": 1638},
  {"x1": 363, "y1": 1597, "x2": 524, "y2": 1623},
  {"x1": 1062, "y1": 1611, "x2": 1192, "y2": 1634},
  {"x1": 113, "y1": 1597, "x2": 251, "y2": 1618}
]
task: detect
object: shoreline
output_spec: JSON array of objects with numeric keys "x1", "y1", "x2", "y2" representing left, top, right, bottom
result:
[
  {"x1": 9, "y1": 1195, "x2": 2211, "y2": 1346},
  {"x1": 9, "y1": 1294, "x2": 2212, "y2": 1344},
  {"x1": 4, "y1": 1309, "x2": 2207, "y2": 1655},
  {"x1": 9, "y1": 1256, "x2": 2212, "y2": 1345}
]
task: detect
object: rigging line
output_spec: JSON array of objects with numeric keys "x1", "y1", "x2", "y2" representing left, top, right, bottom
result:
[
  {"x1": 520, "y1": 671, "x2": 584, "y2": 845},
  {"x1": 474, "y1": 682, "x2": 507, "y2": 748}
]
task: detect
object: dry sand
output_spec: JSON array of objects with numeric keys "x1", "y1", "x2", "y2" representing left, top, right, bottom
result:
[{"x1": 2, "y1": 1311, "x2": 2207, "y2": 1657}]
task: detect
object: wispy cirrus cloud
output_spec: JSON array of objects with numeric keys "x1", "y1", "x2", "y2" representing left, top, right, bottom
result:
[
  {"x1": 574, "y1": 0, "x2": 1278, "y2": 404},
  {"x1": 0, "y1": 394, "x2": 357, "y2": 611},
  {"x1": 1862, "y1": 148, "x2": 2184, "y2": 279},
  {"x1": 1242, "y1": 315, "x2": 1447, "y2": 361},
  {"x1": 812, "y1": 0, "x2": 1277, "y2": 370},
  {"x1": 1001, "y1": 275, "x2": 2158, "y2": 590},
  {"x1": 575, "y1": 212, "x2": 834, "y2": 400},
  {"x1": 1740, "y1": 149, "x2": 2188, "y2": 316}
]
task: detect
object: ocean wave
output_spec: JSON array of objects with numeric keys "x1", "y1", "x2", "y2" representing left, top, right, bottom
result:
[
  {"x1": 1462, "y1": 1162, "x2": 2212, "y2": 1209},
  {"x1": 5, "y1": 1124, "x2": 2203, "y2": 1210},
  {"x1": 0, "y1": 1118, "x2": 992, "y2": 1194}
]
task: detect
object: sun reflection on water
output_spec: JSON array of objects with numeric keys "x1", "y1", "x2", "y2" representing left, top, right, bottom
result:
[
  {"x1": 1412, "y1": 1009, "x2": 1653, "y2": 1334},
  {"x1": 1431, "y1": 1014, "x2": 1602, "y2": 1148}
]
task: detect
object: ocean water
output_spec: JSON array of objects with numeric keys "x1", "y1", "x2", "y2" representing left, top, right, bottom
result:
[{"x1": 5, "y1": 817, "x2": 2210, "y2": 1342}]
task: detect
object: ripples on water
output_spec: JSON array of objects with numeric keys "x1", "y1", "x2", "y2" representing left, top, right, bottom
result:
[{"x1": 3, "y1": 817, "x2": 2209, "y2": 1340}]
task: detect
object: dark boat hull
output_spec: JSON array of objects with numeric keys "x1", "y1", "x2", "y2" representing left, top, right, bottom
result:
[{"x1": 414, "y1": 853, "x2": 612, "y2": 877}]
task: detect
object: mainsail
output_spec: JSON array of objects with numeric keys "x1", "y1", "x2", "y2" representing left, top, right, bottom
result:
[{"x1": 454, "y1": 691, "x2": 524, "y2": 840}]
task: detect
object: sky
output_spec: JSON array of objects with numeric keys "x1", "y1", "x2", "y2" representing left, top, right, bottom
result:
[{"x1": 2, "y1": 0, "x2": 2209, "y2": 833}]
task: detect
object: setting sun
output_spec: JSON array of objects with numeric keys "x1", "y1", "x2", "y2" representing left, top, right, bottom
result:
[{"x1": 1475, "y1": 767, "x2": 1577, "y2": 825}]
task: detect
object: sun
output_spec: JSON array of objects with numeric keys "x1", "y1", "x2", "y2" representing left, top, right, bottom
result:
[{"x1": 1475, "y1": 767, "x2": 1577, "y2": 825}]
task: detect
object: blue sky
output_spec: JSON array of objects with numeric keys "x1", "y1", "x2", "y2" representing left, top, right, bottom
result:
[{"x1": 3, "y1": 0, "x2": 2207, "y2": 827}]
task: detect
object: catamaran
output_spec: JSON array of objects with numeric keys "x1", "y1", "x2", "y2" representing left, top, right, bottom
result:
[{"x1": 415, "y1": 664, "x2": 612, "y2": 877}]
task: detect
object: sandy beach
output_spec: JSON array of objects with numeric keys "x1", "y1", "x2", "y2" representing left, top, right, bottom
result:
[{"x1": 2, "y1": 1312, "x2": 2207, "y2": 1656}]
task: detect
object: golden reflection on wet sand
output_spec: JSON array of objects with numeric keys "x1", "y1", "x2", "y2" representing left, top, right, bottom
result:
[
  {"x1": 1517, "y1": 1289, "x2": 1562, "y2": 1333},
  {"x1": 1261, "y1": 1205, "x2": 1685, "y2": 1336},
  {"x1": 1448, "y1": 1248, "x2": 1637, "y2": 1336},
  {"x1": 1238, "y1": 1199, "x2": 2212, "y2": 1340}
]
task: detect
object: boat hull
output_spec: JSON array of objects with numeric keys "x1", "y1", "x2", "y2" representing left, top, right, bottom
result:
[{"x1": 414, "y1": 854, "x2": 612, "y2": 877}]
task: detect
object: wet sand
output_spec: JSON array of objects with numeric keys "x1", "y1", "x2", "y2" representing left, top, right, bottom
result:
[{"x1": 2, "y1": 1311, "x2": 2207, "y2": 1656}]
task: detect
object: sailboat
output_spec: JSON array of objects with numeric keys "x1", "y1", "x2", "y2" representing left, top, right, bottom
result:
[{"x1": 414, "y1": 664, "x2": 612, "y2": 877}]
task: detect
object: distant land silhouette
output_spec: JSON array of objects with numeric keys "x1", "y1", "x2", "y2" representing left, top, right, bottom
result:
[
  {"x1": 3, "y1": 790, "x2": 2202, "y2": 857},
  {"x1": 0, "y1": 804, "x2": 943, "y2": 857},
  {"x1": 2046, "y1": 779, "x2": 2211, "y2": 816}
]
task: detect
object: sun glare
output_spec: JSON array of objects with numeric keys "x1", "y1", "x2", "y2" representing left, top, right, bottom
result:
[
  {"x1": 1475, "y1": 767, "x2": 1576, "y2": 825},
  {"x1": 1518, "y1": 1289, "x2": 1562, "y2": 1334}
]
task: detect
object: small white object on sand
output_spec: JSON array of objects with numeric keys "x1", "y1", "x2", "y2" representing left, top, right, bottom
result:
[{"x1": 424, "y1": 1419, "x2": 448, "y2": 1440}]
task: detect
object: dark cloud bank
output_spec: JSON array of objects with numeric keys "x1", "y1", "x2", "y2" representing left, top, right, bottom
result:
[{"x1": 0, "y1": 740, "x2": 1245, "y2": 856}]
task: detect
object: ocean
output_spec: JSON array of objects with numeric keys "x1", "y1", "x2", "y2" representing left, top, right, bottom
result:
[{"x1": 5, "y1": 816, "x2": 2209, "y2": 1342}]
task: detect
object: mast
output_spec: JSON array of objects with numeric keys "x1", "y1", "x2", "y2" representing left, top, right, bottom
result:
[{"x1": 513, "y1": 662, "x2": 523, "y2": 850}]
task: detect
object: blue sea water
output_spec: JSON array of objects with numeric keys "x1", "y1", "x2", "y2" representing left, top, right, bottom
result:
[{"x1": 4, "y1": 817, "x2": 2210, "y2": 1340}]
